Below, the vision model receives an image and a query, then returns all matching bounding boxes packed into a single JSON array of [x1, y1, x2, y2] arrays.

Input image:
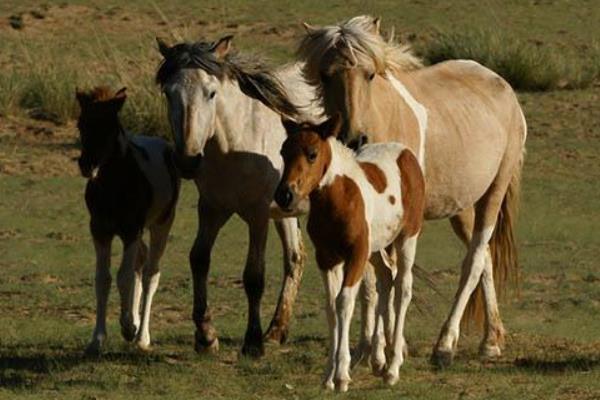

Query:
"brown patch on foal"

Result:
[[388, 195, 396, 205], [397, 150, 425, 237], [359, 162, 387, 193], [307, 175, 369, 288]]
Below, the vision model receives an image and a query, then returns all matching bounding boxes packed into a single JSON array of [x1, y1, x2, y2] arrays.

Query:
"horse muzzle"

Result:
[[78, 157, 98, 179], [274, 183, 298, 213], [347, 133, 369, 152]]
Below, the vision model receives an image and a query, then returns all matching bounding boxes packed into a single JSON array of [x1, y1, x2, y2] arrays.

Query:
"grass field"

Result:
[[1, 1, 600, 399]]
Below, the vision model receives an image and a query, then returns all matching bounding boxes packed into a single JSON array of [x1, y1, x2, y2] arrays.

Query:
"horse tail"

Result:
[[462, 138, 524, 331]]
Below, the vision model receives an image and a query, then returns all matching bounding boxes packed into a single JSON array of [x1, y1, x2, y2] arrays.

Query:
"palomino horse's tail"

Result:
[[462, 153, 523, 331]]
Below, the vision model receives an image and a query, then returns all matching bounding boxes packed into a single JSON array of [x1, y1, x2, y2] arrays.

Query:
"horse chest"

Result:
[[85, 157, 152, 241], [307, 176, 368, 269]]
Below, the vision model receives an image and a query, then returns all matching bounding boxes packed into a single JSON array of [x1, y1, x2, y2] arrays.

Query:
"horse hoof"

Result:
[[195, 336, 219, 354], [322, 379, 335, 391], [241, 342, 264, 358], [335, 379, 350, 393], [431, 348, 454, 368], [84, 341, 102, 357], [480, 344, 502, 359], [121, 325, 137, 342], [264, 325, 288, 345], [383, 371, 399, 386], [371, 362, 386, 377], [136, 341, 152, 353]]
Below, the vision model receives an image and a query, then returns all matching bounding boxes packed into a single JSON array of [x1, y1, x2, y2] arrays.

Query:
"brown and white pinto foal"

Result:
[[76, 87, 180, 355], [275, 115, 425, 391]]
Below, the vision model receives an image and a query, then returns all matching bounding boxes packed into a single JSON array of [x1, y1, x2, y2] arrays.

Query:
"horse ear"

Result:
[[281, 116, 300, 136], [317, 113, 342, 139], [372, 17, 381, 35], [75, 88, 89, 107], [156, 37, 171, 58], [109, 92, 127, 113], [115, 87, 127, 99], [302, 22, 318, 34], [212, 35, 234, 60]]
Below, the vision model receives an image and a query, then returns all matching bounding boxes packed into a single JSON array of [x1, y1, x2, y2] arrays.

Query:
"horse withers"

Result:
[[76, 87, 180, 355], [275, 114, 425, 391]]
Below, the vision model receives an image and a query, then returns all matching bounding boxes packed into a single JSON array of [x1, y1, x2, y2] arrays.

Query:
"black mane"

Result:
[[156, 40, 300, 119]]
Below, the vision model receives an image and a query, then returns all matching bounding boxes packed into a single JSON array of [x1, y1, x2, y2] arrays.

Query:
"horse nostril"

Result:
[[275, 185, 293, 209]]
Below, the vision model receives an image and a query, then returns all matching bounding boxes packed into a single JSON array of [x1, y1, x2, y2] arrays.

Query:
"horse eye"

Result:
[[368, 72, 376, 81], [307, 151, 318, 163], [208, 91, 216, 100]]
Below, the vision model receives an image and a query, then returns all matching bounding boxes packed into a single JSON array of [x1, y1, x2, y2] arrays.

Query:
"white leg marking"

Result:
[[335, 281, 361, 392], [437, 226, 495, 353], [136, 224, 170, 350], [321, 265, 343, 391], [386, 73, 428, 170], [87, 239, 112, 355], [356, 262, 377, 366], [386, 235, 417, 385]]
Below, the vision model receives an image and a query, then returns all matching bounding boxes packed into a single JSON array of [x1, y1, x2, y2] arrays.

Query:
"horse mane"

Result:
[[156, 40, 301, 119], [297, 15, 422, 91], [78, 86, 119, 105]]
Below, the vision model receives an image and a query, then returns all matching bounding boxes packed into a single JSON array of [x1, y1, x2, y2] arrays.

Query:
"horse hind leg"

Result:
[[135, 217, 172, 351], [191, 201, 232, 353], [450, 209, 505, 359], [265, 217, 305, 344], [432, 161, 517, 368], [351, 261, 378, 368]]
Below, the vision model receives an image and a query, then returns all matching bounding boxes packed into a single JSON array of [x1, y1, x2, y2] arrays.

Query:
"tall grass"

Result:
[[0, 39, 170, 137], [419, 30, 600, 91], [1, 28, 598, 131]]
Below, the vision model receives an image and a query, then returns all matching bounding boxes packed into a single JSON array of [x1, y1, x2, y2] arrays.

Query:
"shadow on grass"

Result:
[[513, 356, 600, 373], [0, 350, 172, 389]]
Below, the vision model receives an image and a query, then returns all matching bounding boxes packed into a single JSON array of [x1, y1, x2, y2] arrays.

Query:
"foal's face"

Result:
[[76, 88, 126, 179], [274, 116, 341, 211]]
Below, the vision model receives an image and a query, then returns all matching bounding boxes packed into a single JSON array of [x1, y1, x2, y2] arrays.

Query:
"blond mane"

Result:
[[298, 15, 422, 90]]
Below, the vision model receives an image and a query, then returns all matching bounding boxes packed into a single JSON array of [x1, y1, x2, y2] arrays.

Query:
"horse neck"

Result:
[[318, 138, 359, 188], [101, 121, 129, 168], [211, 78, 263, 155]]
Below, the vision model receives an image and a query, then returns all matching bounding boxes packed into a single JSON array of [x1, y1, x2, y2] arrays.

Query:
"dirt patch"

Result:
[[0, 116, 80, 177]]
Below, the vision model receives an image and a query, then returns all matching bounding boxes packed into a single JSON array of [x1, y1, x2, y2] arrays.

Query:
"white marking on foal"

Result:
[[386, 73, 428, 169]]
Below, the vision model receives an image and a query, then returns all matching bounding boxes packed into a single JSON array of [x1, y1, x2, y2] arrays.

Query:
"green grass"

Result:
[[1, 1, 600, 399], [418, 30, 600, 91]]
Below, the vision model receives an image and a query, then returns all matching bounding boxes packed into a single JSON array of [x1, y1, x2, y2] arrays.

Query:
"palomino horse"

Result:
[[298, 16, 527, 366], [155, 36, 321, 356], [76, 87, 180, 355], [275, 115, 425, 391]]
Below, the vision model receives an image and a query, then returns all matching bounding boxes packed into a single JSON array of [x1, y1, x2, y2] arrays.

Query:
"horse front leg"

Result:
[[239, 207, 269, 357], [117, 236, 141, 342], [86, 237, 112, 356], [320, 262, 344, 391], [265, 217, 305, 344], [135, 217, 173, 351], [352, 262, 377, 366], [191, 201, 231, 353], [384, 235, 418, 386]]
